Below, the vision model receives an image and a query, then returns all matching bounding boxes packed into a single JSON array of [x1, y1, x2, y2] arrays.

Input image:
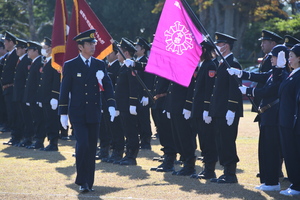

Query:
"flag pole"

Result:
[[180, 0, 259, 113], [113, 41, 155, 104]]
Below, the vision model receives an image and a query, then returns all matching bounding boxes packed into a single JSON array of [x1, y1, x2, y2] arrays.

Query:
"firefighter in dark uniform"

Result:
[[150, 76, 176, 172], [228, 45, 290, 190], [38, 37, 61, 151], [59, 29, 116, 192], [0, 39, 8, 130], [276, 44, 300, 196], [2, 31, 19, 145], [209, 32, 243, 184], [133, 37, 154, 150], [164, 80, 196, 176], [24, 41, 45, 149], [190, 40, 218, 179], [114, 38, 140, 165], [12, 38, 34, 147]]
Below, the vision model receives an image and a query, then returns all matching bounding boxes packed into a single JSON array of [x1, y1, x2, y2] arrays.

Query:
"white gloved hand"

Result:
[[26, 102, 30, 106], [124, 59, 134, 67], [37, 102, 42, 108], [276, 51, 286, 68], [182, 109, 191, 120], [50, 98, 58, 110], [140, 96, 149, 106], [129, 105, 137, 115], [239, 85, 247, 94], [226, 110, 235, 126], [166, 112, 171, 119], [203, 110, 212, 124], [115, 110, 120, 117], [60, 115, 68, 130], [108, 106, 116, 122], [227, 68, 242, 77]]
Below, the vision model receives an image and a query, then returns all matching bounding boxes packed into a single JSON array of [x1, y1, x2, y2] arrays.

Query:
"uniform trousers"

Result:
[[258, 125, 281, 185], [120, 112, 139, 150], [103, 112, 124, 151], [170, 113, 196, 161], [73, 122, 99, 189], [3, 87, 15, 129], [280, 127, 300, 191], [213, 117, 239, 166], [137, 104, 152, 145], [99, 111, 111, 148], [193, 117, 218, 164], [42, 103, 60, 142], [153, 108, 176, 154], [17, 102, 34, 139], [0, 89, 7, 125], [30, 103, 45, 142]]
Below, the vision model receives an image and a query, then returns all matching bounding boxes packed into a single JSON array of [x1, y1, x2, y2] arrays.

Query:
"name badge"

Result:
[[77, 73, 81, 77]]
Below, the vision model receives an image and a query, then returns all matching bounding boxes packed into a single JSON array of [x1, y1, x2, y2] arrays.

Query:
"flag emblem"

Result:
[[165, 21, 194, 55]]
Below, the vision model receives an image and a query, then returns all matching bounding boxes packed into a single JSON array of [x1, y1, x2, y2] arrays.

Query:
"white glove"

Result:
[[239, 85, 247, 94], [124, 59, 134, 67], [108, 106, 116, 122], [226, 110, 235, 126], [203, 110, 212, 124], [26, 102, 30, 106], [129, 105, 137, 115], [50, 98, 58, 110], [182, 109, 191, 120], [60, 115, 68, 130], [227, 68, 242, 77], [37, 102, 42, 108], [166, 112, 171, 119], [140, 96, 149, 106], [276, 51, 286, 68], [115, 110, 120, 117]]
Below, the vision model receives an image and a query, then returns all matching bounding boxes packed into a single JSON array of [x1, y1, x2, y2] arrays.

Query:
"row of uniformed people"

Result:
[[1, 31, 61, 151]]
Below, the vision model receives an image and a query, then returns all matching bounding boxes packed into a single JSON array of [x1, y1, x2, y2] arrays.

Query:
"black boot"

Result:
[[173, 156, 196, 176], [41, 138, 59, 151], [95, 146, 109, 160], [217, 163, 238, 183], [119, 149, 139, 165], [193, 162, 216, 179], [156, 153, 176, 172], [104, 149, 124, 163]]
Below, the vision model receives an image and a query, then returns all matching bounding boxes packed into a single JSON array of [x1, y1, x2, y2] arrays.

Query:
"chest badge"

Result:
[[77, 73, 82, 77]]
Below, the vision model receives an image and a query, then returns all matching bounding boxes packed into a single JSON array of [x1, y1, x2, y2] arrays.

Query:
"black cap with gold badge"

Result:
[[215, 32, 237, 44], [259, 30, 282, 43], [42, 37, 52, 47], [27, 41, 42, 50], [283, 35, 300, 48], [73, 29, 97, 43], [3, 31, 17, 43], [135, 37, 150, 51], [16, 38, 27, 49], [119, 38, 136, 53]]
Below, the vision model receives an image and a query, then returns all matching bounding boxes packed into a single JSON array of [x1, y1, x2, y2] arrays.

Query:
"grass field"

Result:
[[0, 101, 299, 200]]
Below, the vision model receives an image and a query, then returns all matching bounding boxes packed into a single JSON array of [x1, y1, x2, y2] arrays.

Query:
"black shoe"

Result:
[[216, 175, 238, 184], [172, 167, 196, 176], [119, 157, 137, 165], [27, 142, 44, 149], [40, 144, 58, 151], [79, 183, 89, 193], [60, 136, 70, 140], [211, 174, 225, 183], [195, 170, 216, 179], [17, 139, 32, 147], [156, 165, 174, 172], [150, 163, 164, 171], [152, 156, 164, 161], [0, 127, 11, 132], [3, 138, 20, 146]]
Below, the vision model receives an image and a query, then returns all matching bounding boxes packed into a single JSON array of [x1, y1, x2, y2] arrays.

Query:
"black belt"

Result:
[[258, 99, 279, 114]]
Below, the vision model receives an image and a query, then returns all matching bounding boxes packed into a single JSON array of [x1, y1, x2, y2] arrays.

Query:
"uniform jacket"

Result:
[[114, 64, 139, 112], [13, 54, 31, 102], [209, 54, 243, 118], [191, 60, 217, 118], [152, 76, 170, 110], [58, 55, 115, 124], [37, 58, 61, 103], [277, 69, 300, 130], [1, 49, 18, 95], [23, 56, 43, 104]]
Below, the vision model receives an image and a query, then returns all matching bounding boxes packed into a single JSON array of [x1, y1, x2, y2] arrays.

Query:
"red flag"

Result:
[[51, 0, 68, 73], [146, 0, 203, 87], [64, 0, 113, 62]]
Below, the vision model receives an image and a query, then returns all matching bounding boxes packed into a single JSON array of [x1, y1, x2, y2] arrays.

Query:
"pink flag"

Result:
[[146, 0, 203, 87]]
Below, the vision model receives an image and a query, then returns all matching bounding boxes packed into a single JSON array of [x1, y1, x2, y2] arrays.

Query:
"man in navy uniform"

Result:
[[24, 41, 45, 149], [1, 31, 19, 144], [209, 32, 243, 183], [0, 39, 7, 129], [59, 29, 116, 193], [13, 38, 34, 147], [38, 37, 61, 151]]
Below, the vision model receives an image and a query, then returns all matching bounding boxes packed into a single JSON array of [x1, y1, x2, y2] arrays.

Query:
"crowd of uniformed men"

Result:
[[0, 29, 300, 196]]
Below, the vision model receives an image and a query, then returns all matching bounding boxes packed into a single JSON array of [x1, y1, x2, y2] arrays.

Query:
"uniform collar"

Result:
[[79, 53, 91, 65]]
